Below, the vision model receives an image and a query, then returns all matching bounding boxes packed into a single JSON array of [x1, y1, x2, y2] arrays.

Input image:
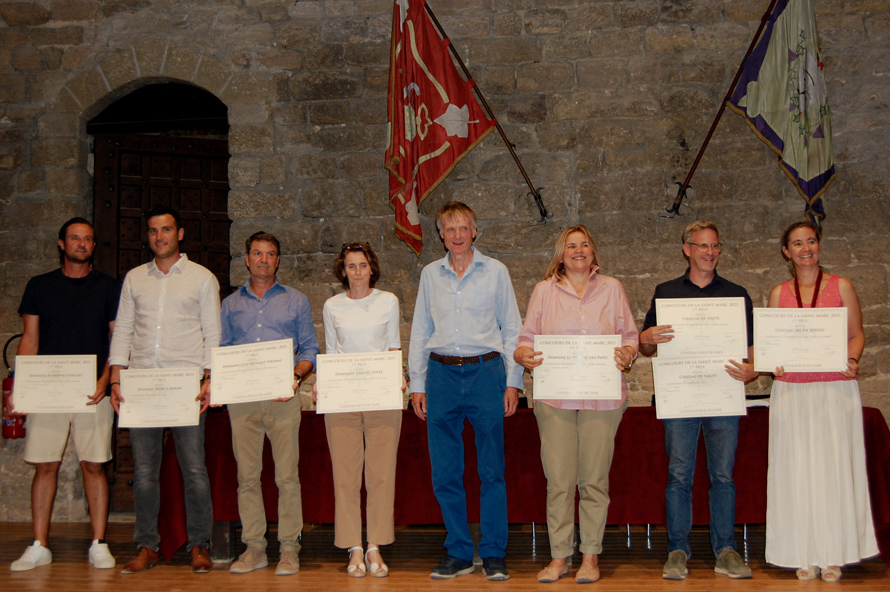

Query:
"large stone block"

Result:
[[308, 101, 351, 126], [476, 65, 516, 95], [320, 17, 368, 43], [552, 89, 658, 120], [618, 0, 660, 27], [300, 181, 364, 217], [46, 168, 88, 197], [478, 220, 566, 254], [344, 40, 388, 67], [493, 11, 522, 36], [258, 47, 304, 70], [566, 5, 614, 31], [229, 125, 274, 154], [65, 68, 109, 111], [341, 152, 381, 180], [290, 153, 338, 180], [461, 38, 543, 65], [228, 157, 262, 187], [438, 14, 491, 38], [227, 102, 270, 125], [320, 217, 388, 253], [644, 25, 694, 54], [290, 71, 362, 101], [577, 59, 628, 90], [517, 62, 574, 93], [523, 8, 566, 35], [0, 2, 51, 26], [29, 26, 84, 46], [309, 125, 379, 153], [506, 94, 546, 124], [220, 73, 275, 103], [276, 20, 321, 47], [194, 56, 232, 96], [589, 28, 642, 58], [229, 190, 295, 219], [0, 74, 28, 102], [659, 0, 724, 24], [9, 198, 86, 232], [99, 50, 138, 91], [30, 139, 82, 168], [362, 179, 392, 218], [50, 0, 99, 21], [262, 155, 286, 185], [230, 216, 320, 256]]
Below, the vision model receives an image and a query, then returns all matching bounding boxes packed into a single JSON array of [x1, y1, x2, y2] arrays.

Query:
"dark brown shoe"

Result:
[[121, 547, 159, 574], [190, 545, 212, 573]]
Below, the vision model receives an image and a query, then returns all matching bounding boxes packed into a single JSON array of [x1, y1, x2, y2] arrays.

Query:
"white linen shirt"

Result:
[[109, 254, 221, 371]]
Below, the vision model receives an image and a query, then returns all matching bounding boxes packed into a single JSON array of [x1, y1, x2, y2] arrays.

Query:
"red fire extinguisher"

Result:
[[3, 334, 25, 439]]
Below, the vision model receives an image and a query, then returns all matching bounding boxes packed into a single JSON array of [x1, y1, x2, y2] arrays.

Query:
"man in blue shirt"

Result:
[[640, 220, 756, 581], [220, 231, 319, 576], [409, 202, 523, 581]]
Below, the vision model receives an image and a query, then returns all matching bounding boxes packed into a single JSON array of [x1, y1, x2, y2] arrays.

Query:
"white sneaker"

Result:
[[11, 541, 52, 572], [88, 540, 116, 569]]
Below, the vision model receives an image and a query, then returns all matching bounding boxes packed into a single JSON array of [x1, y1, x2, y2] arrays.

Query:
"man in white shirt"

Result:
[[108, 205, 220, 574]]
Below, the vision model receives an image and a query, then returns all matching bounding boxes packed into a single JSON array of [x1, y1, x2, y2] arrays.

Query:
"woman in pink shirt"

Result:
[[513, 225, 639, 584]]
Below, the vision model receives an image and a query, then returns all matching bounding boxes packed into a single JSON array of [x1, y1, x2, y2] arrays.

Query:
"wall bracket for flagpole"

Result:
[[424, 2, 550, 223], [663, 0, 780, 218]]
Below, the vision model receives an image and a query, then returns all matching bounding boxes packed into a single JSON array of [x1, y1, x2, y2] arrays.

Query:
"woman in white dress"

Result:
[[317, 242, 403, 577], [765, 221, 878, 582]]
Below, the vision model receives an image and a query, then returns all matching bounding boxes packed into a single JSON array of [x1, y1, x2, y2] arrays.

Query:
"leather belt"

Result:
[[429, 351, 501, 366]]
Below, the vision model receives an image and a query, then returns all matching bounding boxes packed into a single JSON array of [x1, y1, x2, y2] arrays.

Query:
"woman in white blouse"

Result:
[[318, 242, 402, 577]]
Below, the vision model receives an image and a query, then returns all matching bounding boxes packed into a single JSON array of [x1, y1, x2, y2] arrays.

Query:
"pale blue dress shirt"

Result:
[[408, 248, 523, 393]]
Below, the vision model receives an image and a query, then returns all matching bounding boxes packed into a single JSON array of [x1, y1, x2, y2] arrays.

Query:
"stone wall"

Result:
[[1, 1, 888, 521]]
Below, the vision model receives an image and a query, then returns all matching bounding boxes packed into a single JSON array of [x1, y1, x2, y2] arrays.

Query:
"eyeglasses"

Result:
[[686, 242, 723, 253]]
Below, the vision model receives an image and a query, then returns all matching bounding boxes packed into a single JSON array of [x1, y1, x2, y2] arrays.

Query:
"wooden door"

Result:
[[92, 133, 232, 511]]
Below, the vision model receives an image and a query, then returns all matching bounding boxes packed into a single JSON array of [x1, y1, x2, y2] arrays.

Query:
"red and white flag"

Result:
[[385, 0, 495, 255]]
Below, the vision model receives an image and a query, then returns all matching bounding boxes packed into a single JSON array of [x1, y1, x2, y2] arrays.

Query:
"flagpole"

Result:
[[423, 3, 551, 222], [666, 0, 781, 215]]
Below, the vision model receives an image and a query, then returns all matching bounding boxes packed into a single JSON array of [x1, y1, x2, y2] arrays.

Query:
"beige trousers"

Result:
[[534, 402, 626, 557], [229, 396, 303, 553], [324, 409, 402, 548]]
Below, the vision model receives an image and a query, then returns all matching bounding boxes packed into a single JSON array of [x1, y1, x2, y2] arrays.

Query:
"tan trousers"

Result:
[[534, 402, 626, 558], [229, 396, 303, 553], [324, 409, 402, 548]]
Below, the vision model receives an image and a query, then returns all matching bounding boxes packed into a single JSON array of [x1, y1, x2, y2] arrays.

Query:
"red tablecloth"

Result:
[[155, 406, 890, 563]]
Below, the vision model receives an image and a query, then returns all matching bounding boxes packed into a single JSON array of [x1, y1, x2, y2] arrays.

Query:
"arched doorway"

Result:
[[88, 82, 232, 297], [86, 82, 232, 512]]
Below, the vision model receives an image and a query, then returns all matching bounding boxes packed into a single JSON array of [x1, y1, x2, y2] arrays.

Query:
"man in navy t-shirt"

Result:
[[10, 217, 120, 572]]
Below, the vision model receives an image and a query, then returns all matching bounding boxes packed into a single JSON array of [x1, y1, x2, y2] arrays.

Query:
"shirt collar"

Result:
[[553, 265, 600, 296], [148, 253, 188, 276], [240, 277, 284, 300], [441, 247, 487, 276], [681, 267, 723, 291]]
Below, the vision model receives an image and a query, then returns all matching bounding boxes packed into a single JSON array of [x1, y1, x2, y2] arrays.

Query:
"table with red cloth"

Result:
[[155, 406, 890, 563]]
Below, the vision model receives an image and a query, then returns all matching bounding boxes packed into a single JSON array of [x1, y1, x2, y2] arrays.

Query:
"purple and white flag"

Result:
[[727, 0, 833, 223]]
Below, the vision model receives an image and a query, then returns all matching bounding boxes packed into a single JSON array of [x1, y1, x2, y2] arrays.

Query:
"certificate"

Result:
[[653, 358, 746, 419], [655, 297, 747, 360], [316, 351, 403, 414], [13, 355, 97, 413], [211, 338, 294, 405], [754, 308, 848, 372], [119, 367, 201, 428], [533, 335, 621, 400]]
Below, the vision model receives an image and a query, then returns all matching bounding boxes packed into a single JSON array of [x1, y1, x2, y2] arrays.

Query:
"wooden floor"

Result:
[[2, 521, 887, 591]]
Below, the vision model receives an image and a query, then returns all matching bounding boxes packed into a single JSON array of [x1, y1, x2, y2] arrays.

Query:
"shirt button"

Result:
[[259, 310, 263, 314], [256, 338, 261, 342], [258, 323, 262, 328]]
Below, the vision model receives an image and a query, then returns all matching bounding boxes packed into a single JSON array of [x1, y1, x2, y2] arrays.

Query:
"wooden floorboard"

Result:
[[2, 521, 887, 591]]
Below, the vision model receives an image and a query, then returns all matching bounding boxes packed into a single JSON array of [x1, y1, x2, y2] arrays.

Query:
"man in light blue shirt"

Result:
[[220, 231, 319, 576], [409, 202, 523, 581]]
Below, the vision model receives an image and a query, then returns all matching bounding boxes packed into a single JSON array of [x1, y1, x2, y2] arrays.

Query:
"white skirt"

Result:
[[765, 379, 879, 568]]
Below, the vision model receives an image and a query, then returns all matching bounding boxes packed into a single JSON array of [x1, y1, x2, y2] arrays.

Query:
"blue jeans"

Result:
[[129, 415, 212, 551], [426, 356, 508, 561], [663, 415, 739, 558]]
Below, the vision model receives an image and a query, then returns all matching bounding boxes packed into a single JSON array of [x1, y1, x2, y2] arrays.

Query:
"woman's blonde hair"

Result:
[[544, 225, 600, 281]]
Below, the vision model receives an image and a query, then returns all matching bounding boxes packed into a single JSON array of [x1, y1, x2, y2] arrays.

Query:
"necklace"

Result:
[[793, 269, 823, 308]]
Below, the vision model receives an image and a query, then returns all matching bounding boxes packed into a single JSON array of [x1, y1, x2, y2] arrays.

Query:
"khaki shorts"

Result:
[[23, 397, 114, 464]]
